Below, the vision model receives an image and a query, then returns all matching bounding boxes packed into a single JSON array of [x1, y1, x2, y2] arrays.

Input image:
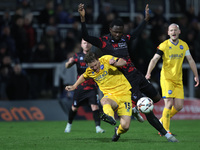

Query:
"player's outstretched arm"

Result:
[[65, 74, 86, 91], [78, 3, 85, 22], [110, 58, 127, 67], [129, 4, 150, 41], [78, 3, 102, 48], [144, 4, 150, 22]]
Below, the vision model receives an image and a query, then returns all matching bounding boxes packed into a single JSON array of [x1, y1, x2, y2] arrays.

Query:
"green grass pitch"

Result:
[[0, 120, 200, 150]]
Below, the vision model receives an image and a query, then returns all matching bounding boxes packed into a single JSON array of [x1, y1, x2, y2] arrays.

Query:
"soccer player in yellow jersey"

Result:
[[65, 52, 132, 142], [145, 23, 199, 135]]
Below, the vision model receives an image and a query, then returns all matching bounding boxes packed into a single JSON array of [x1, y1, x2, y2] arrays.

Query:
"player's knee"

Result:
[[152, 93, 162, 103], [122, 124, 129, 131], [91, 104, 99, 111], [121, 122, 130, 131], [72, 105, 78, 111]]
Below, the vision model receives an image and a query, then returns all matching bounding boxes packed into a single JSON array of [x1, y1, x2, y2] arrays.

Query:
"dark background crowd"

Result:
[[0, 0, 200, 101]]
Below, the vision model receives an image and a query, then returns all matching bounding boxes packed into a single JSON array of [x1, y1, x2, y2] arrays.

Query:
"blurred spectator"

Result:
[[131, 29, 154, 75], [85, 4, 94, 24], [0, 10, 12, 29], [55, 4, 74, 24], [6, 63, 30, 100], [185, 5, 197, 23], [0, 55, 13, 100], [23, 13, 36, 51], [41, 25, 60, 62], [17, 0, 32, 16], [64, 29, 78, 55], [150, 5, 168, 27], [96, 1, 113, 24], [11, 16, 28, 62], [11, 7, 23, 25], [100, 12, 118, 36], [54, 40, 68, 62], [186, 30, 196, 61], [31, 42, 50, 62], [30, 42, 50, 99], [0, 43, 12, 62], [38, 0, 55, 25], [0, 26, 16, 60], [134, 13, 144, 27], [150, 5, 168, 48], [178, 15, 189, 41]]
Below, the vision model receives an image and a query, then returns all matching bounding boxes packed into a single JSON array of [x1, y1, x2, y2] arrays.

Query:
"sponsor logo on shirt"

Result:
[[118, 42, 127, 48], [95, 71, 108, 82], [169, 53, 183, 59]]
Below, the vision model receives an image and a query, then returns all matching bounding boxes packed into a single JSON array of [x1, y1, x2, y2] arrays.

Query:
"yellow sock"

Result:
[[103, 104, 114, 118], [160, 106, 178, 123], [170, 106, 178, 118], [162, 107, 171, 131], [117, 124, 127, 135]]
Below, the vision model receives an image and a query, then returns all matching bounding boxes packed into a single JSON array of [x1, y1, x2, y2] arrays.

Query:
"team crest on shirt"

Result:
[[100, 64, 104, 70], [80, 56, 84, 60], [92, 72, 94, 75], [180, 45, 183, 50], [169, 46, 172, 49], [168, 90, 172, 94]]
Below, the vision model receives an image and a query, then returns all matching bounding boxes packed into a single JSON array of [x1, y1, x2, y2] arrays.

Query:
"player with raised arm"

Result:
[[78, 3, 178, 142], [146, 23, 199, 135], [64, 39, 104, 133]]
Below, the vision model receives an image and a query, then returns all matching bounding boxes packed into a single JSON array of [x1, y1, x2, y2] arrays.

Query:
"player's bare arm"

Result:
[[145, 54, 161, 79], [109, 58, 127, 67], [65, 57, 74, 68], [144, 4, 150, 22], [78, 3, 85, 22], [186, 55, 199, 87], [65, 74, 86, 91]]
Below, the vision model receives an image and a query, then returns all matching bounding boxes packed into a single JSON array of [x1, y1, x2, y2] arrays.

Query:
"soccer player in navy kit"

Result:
[[78, 3, 178, 142], [64, 39, 104, 133]]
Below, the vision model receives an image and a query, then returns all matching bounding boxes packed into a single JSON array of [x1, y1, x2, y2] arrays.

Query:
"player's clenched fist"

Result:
[[65, 85, 75, 91]]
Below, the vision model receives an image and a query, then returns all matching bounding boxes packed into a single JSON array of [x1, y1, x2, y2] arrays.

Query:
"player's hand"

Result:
[[68, 57, 74, 63], [65, 85, 75, 91], [65, 57, 74, 68], [145, 73, 151, 80], [78, 3, 85, 18], [144, 4, 150, 22], [194, 76, 199, 87], [109, 59, 116, 65]]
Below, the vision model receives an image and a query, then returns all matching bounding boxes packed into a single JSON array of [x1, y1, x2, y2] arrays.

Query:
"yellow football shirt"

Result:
[[83, 55, 131, 95], [158, 39, 189, 81]]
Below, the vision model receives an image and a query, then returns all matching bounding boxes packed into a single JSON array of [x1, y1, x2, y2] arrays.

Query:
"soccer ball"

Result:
[[137, 97, 154, 114]]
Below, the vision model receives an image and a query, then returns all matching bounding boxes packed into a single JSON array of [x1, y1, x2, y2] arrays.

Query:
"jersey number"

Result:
[[124, 102, 131, 110]]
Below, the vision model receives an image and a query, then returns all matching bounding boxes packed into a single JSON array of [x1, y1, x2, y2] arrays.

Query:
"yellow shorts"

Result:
[[160, 79, 184, 99], [102, 91, 132, 117]]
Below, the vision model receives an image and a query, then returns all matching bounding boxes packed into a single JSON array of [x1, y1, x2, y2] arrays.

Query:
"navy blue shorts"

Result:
[[73, 87, 98, 108]]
